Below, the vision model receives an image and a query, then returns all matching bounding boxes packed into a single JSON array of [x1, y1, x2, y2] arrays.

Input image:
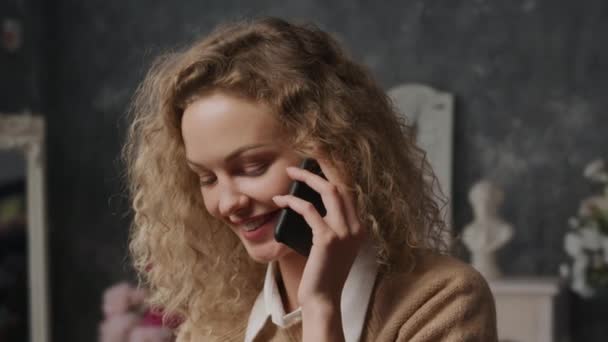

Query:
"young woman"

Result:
[[124, 17, 497, 341]]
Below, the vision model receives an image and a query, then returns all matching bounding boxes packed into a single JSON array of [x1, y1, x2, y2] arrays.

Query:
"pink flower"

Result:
[[102, 282, 147, 317], [98, 312, 140, 342], [99, 281, 182, 341], [129, 326, 173, 342], [141, 308, 183, 329]]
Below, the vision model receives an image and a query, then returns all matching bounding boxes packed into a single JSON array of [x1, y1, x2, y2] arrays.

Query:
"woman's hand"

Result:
[[272, 158, 365, 340]]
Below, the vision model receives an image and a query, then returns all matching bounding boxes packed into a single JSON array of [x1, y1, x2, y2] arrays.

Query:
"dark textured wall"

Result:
[[3, 0, 606, 341], [0, 0, 43, 112]]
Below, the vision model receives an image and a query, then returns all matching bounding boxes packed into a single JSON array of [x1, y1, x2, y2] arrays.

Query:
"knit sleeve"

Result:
[[395, 267, 498, 342]]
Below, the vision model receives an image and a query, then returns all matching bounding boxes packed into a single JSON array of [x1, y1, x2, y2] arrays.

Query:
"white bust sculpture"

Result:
[[462, 180, 514, 280]]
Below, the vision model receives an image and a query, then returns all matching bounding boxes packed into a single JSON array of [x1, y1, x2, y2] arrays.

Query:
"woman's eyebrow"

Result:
[[186, 143, 271, 170]]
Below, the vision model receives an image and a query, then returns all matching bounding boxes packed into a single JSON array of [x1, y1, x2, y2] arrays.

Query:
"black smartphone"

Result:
[[274, 158, 327, 256]]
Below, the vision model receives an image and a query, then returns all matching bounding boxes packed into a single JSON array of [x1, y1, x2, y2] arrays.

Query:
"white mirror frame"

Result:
[[0, 113, 49, 342], [388, 84, 454, 231]]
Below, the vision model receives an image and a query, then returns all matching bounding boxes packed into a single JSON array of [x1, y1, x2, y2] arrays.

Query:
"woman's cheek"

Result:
[[267, 170, 294, 197], [243, 173, 288, 200], [201, 192, 219, 217]]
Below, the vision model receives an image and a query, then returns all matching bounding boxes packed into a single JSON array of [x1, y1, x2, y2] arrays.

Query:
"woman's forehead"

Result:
[[181, 92, 286, 166]]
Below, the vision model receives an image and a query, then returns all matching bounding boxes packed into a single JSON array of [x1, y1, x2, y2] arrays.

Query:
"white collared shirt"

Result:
[[244, 241, 379, 342]]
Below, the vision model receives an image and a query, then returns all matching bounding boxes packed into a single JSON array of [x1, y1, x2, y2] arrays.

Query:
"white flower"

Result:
[[568, 217, 580, 229], [564, 158, 608, 298], [578, 196, 608, 218], [596, 173, 608, 183], [584, 159, 605, 179], [564, 232, 583, 257], [581, 228, 602, 251], [573, 280, 595, 298], [584, 159, 608, 183], [602, 237, 608, 264]]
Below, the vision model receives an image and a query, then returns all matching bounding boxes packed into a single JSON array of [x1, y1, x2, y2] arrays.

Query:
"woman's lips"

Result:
[[240, 210, 280, 242]]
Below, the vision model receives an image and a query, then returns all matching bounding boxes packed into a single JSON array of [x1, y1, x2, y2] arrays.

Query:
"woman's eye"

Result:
[[242, 163, 268, 176], [199, 176, 216, 187]]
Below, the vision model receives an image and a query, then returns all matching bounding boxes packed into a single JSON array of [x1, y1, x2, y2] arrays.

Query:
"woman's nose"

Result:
[[217, 184, 250, 217]]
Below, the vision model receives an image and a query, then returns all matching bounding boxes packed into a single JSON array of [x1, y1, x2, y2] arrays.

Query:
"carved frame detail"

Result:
[[388, 84, 454, 231], [0, 113, 49, 342]]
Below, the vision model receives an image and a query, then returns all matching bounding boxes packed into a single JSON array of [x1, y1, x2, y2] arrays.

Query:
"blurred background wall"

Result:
[[1, 0, 607, 340]]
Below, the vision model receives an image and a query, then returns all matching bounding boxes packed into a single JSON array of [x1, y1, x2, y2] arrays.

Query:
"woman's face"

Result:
[[181, 91, 302, 263]]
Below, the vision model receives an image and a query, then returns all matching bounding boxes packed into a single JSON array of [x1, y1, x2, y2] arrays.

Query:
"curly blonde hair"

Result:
[[123, 17, 447, 337]]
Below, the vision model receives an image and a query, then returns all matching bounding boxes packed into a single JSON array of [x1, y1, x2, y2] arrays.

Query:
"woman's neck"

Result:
[[276, 251, 307, 313]]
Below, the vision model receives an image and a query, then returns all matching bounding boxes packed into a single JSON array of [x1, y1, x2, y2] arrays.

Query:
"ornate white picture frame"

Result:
[[388, 84, 454, 229], [0, 113, 49, 342]]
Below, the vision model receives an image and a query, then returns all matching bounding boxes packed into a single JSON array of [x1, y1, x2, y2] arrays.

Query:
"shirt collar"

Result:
[[245, 240, 378, 342]]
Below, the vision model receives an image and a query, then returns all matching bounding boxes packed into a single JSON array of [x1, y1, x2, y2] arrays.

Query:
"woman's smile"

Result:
[[237, 209, 282, 242]]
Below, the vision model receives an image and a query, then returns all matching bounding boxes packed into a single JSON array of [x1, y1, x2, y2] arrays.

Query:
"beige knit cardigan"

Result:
[[178, 253, 498, 341]]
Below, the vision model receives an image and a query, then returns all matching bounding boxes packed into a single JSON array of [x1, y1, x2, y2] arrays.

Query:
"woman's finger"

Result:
[[315, 158, 363, 236], [285, 166, 349, 236], [340, 188, 364, 235], [272, 194, 332, 237]]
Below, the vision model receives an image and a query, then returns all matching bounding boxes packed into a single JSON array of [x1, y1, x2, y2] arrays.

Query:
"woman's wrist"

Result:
[[301, 296, 340, 317], [301, 297, 345, 341]]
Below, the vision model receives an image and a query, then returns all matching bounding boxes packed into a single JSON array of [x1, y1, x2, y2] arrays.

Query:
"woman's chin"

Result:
[[243, 240, 293, 263]]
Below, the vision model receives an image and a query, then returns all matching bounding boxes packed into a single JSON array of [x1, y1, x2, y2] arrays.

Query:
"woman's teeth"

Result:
[[243, 214, 272, 231]]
